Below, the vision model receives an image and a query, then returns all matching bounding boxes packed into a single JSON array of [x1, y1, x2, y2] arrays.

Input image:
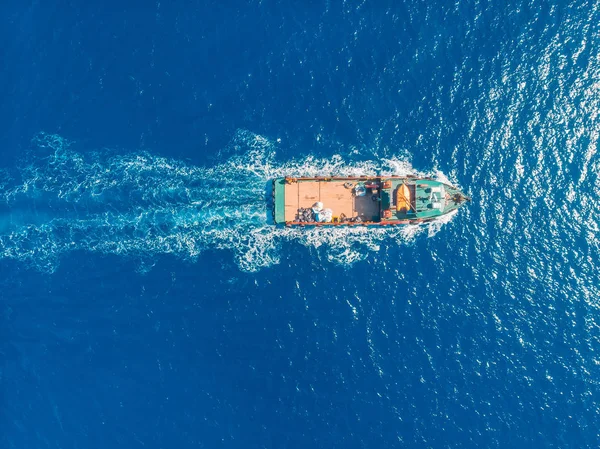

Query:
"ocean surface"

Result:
[[1, 1, 599, 447]]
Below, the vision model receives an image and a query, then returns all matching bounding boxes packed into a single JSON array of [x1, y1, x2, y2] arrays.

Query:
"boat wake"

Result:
[[0, 131, 459, 272]]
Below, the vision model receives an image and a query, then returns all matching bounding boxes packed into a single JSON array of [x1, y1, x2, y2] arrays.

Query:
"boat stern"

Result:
[[272, 178, 287, 224]]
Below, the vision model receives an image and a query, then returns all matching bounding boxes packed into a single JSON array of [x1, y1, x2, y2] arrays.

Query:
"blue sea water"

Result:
[[1, 0, 600, 447]]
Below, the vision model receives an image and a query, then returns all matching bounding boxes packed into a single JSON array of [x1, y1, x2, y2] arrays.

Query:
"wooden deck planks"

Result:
[[299, 182, 321, 205], [284, 182, 299, 221], [307, 181, 354, 218], [284, 181, 356, 221]]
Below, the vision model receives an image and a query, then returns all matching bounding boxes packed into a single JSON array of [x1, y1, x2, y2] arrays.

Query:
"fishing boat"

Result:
[[272, 176, 470, 226]]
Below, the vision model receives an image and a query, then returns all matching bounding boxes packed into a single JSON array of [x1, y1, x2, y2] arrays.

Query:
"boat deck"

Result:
[[283, 180, 379, 222], [273, 177, 470, 225], [380, 179, 462, 221]]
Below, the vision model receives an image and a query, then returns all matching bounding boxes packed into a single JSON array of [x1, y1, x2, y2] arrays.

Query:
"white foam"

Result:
[[0, 131, 460, 272]]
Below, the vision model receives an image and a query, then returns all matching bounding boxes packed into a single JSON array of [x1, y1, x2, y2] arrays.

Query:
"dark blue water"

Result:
[[2, 1, 600, 448]]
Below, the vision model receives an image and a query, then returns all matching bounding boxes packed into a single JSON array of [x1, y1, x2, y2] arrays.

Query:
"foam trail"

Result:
[[0, 131, 460, 272]]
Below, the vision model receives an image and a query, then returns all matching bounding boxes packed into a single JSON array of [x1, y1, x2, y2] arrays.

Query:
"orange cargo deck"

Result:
[[284, 180, 379, 222]]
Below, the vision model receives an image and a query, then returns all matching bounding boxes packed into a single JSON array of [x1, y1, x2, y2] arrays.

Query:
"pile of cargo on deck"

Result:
[[296, 202, 333, 223]]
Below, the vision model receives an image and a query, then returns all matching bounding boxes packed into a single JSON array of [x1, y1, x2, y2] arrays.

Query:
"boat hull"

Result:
[[272, 176, 469, 226]]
